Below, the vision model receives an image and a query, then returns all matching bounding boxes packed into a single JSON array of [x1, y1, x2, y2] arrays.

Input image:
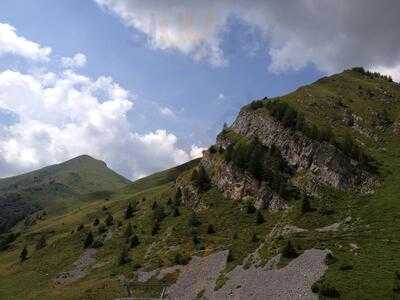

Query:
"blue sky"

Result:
[[0, 0, 398, 179]]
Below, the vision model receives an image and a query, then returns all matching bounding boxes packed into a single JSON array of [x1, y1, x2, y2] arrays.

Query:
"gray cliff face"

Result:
[[201, 151, 287, 210], [228, 108, 372, 190], [198, 107, 375, 209]]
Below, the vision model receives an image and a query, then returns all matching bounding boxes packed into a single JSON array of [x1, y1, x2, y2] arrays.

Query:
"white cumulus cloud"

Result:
[[190, 145, 206, 159], [0, 68, 198, 179], [61, 53, 87, 69], [0, 23, 51, 61]]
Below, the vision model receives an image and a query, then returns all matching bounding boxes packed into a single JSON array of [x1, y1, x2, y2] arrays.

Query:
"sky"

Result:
[[0, 0, 399, 180]]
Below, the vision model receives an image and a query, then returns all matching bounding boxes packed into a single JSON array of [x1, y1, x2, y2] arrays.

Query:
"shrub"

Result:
[[301, 194, 312, 214], [209, 145, 217, 153], [20, 245, 28, 262], [130, 235, 140, 248], [92, 240, 104, 249], [319, 284, 340, 298], [251, 233, 259, 243], [77, 224, 84, 231], [125, 202, 134, 219], [227, 251, 234, 262], [246, 202, 256, 214], [207, 224, 216, 234], [196, 166, 211, 191], [175, 188, 182, 204], [250, 100, 264, 110], [98, 224, 107, 234], [339, 262, 353, 271], [105, 214, 114, 226], [153, 206, 166, 223], [172, 253, 190, 265], [188, 213, 201, 227], [124, 223, 133, 238], [325, 253, 338, 265], [35, 235, 46, 250], [93, 218, 100, 226], [172, 206, 180, 217], [84, 231, 94, 249], [281, 240, 298, 259], [118, 247, 131, 265], [256, 210, 265, 224], [151, 221, 160, 235]]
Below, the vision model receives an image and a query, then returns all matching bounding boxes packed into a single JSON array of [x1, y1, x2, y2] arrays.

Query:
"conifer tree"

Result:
[[84, 231, 94, 248], [20, 245, 28, 262]]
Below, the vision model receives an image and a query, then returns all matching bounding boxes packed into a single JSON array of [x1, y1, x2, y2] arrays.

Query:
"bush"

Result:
[[35, 235, 46, 250], [281, 240, 298, 259], [251, 233, 259, 243], [84, 231, 94, 249], [256, 210, 265, 224], [77, 224, 84, 231], [105, 214, 114, 226], [172, 206, 180, 217], [209, 145, 217, 153], [339, 262, 353, 271], [301, 194, 312, 214], [196, 166, 211, 191], [93, 218, 100, 226], [125, 202, 134, 219], [175, 188, 182, 204], [172, 253, 190, 265], [325, 253, 338, 265], [250, 100, 264, 110], [188, 213, 201, 227], [118, 247, 131, 265], [207, 224, 216, 234], [246, 202, 256, 214], [124, 223, 133, 238], [151, 221, 160, 235], [98, 224, 107, 234], [319, 284, 340, 298], [92, 240, 104, 249], [130, 235, 140, 248]]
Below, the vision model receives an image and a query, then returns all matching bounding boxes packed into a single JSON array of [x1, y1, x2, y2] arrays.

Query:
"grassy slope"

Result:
[[1, 70, 400, 299]]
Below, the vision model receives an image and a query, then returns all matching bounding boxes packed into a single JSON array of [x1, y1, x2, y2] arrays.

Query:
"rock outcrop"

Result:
[[197, 106, 375, 208]]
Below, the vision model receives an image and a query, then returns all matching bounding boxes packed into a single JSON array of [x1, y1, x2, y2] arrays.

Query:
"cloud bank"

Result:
[[95, 0, 400, 80]]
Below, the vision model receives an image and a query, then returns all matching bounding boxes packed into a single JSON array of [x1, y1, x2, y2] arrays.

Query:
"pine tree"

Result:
[[84, 231, 94, 249], [35, 235, 47, 250], [282, 240, 298, 259], [130, 235, 140, 248], [125, 202, 134, 219], [20, 245, 28, 262], [256, 210, 265, 224]]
